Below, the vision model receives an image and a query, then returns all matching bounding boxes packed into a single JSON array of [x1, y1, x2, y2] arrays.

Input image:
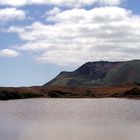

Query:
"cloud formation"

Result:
[[0, 8, 26, 22], [44, 7, 62, 16], [0, 49, 19, 57], [0, 0, 124, 7], [7, 6, 140, 66]]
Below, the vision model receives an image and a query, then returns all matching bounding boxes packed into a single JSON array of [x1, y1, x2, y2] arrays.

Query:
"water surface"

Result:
[[0, 98, 140, 140]]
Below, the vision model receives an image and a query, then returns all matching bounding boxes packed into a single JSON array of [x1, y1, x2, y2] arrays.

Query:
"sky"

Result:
[[0, 0, 140, 87]]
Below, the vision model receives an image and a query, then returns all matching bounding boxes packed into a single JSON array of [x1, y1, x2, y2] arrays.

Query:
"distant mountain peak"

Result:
[[44, 60, 140, 87]]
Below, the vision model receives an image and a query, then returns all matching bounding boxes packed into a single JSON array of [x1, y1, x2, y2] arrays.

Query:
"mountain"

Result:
[[0, 60, 140, 100], [44, 60, 140, 87]]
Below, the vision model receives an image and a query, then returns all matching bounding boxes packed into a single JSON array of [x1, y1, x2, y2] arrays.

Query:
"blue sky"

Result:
[[0, 0, 140, 87]]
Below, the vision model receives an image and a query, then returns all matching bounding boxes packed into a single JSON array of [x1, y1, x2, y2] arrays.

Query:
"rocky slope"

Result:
[[44, 60, 140, 87]]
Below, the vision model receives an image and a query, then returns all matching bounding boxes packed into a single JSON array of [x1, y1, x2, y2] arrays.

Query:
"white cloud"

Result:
[[47, 6, 131, 23], [44, 7, 62, 17], [7, 6, 140, 66], [99, 0, 124, 5], [0, 49, 19, 57], [0, 0, 124, 7], [0, 8, 26, 22]]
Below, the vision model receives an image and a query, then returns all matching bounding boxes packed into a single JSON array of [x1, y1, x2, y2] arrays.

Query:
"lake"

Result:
[[0, 98, 140, 140]]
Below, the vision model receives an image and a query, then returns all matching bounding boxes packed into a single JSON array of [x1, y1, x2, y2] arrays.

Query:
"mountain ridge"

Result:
[[0, 60, 140, 100], [44, 60, 140, 87]]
